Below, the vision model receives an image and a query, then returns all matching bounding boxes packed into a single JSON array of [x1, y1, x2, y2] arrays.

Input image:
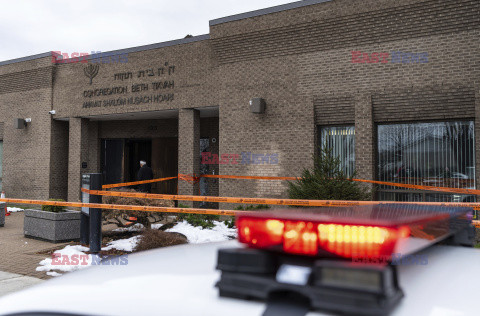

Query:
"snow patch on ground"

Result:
[[37, 237, 141, 276], [166, 221, 236, 244], [46, 271, 62, 277], [37, 221, 236, 277], [103, 236, 141, 252], [36, 245, 92, 274], [7, 207, 24, 212]]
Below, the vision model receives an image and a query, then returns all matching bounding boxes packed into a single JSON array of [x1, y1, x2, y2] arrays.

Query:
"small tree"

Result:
[[288, 147, 370, 201]]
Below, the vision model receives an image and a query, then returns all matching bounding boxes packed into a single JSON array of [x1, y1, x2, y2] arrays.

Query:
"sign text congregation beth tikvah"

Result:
[[82, 63, 175, 109]]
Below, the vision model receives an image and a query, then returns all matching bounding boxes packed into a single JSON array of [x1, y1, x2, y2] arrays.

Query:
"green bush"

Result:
[[288, 147, 370, 201], [234, 204, 271, 211], [224, 216, 236, 228], [179, 213, 220, 229], [42, 199, 66, 213], [176, 203, 220, 229]]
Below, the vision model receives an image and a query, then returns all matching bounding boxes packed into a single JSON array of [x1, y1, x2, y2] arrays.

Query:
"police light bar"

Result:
[[216, 205, 474, 315], [236, 204, 472, 259]]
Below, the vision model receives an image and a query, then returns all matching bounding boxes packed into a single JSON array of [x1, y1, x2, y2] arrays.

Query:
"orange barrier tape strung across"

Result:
[[0, 198, 239, 216], [350, 178, 480, 196], [201, 174, 480, 195], [201, 174, 480, 196], [81, 188, 480, 211], [102, 176, 177, 189], [103, 173, 480, 196]]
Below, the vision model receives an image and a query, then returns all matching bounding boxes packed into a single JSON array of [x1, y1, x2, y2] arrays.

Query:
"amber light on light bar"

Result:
[[237, 216, 411, 258]]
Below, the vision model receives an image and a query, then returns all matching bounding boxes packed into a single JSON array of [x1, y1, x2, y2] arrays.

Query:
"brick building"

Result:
[[0, 0, 478, 204]]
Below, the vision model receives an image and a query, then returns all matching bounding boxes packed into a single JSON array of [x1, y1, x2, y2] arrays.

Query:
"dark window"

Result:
[[319, 126, 355, 177], [377, 121, 475, 202]]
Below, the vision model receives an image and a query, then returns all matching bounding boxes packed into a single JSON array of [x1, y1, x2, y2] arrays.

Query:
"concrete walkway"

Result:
[[0, 211, 72, 294], [0, 271, 44, 297]]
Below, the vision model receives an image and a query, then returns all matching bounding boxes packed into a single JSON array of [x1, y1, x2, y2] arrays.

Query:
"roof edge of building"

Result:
[[209, 0, 332, 26], [0, 52, 52, 67], [62, 34, 211, 63], [0, 34, 210, 67]]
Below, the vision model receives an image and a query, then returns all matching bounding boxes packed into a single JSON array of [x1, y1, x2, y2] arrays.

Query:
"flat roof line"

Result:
[[209, 0, 332, 26], [0, 52, 52, 67], [0, 34, 210, 67], [61, 34, 210, 63]]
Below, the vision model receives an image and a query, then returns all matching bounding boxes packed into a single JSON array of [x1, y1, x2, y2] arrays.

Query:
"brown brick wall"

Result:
[[315, 97, 355, 125], [68, 118, 89, 201], [0, 67, 53, 95], [178, 109, 200, 207], [200, 117, 220, 199], [98, 119, 178, 139], [0, 56, 55, 199], [49, 120, 69, 199], [217, 54, 314, 202], [372, 87, 476, 122], [354, 94, 375, 194], [52, 40, 217, 119], [211, 0, 479, 64], [0, 88, 54, 199]]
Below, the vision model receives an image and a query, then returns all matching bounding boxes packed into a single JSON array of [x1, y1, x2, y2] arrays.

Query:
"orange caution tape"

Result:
[[0, 198, 239, 216], [102, 176, 177, 189], [178, 174, 200, 184], [103, 173, 480, 196], [199, 174, 480, 196], [350, 178, 480, 195], [81, 188, 480, 211]]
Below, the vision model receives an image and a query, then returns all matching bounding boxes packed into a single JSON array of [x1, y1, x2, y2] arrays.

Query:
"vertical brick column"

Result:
[[87, 121, 100, 174], [178, 109, 200, 207], [354, 94, 375, 198], [68, 118, 89, 202]]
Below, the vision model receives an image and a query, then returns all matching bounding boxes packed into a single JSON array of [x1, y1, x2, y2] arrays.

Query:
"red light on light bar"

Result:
[[284, 221, 318, 256], [237, 216, 411, 258], [317, 224, 410, 258], [238, 218, 284, 248]]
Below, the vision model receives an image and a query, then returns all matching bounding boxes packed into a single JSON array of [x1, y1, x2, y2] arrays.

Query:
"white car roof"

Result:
[[0, 241, 479, 316]]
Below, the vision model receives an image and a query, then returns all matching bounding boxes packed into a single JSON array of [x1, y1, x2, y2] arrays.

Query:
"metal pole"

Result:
[[88, 173, 103, 253], [80, 174, 91, 245], [80, 213, 89, 245]]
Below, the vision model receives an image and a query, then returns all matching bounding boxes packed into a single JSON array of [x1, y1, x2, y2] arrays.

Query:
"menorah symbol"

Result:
[[84, 64, 99, 85]]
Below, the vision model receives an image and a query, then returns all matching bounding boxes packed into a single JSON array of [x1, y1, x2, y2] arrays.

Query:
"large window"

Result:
[[377, 121, 475, 202], [319, 126, 355, 177]]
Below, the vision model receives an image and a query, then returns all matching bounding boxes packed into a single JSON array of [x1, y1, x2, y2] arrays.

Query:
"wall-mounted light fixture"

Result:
[[14, 118, 31, 129], [249, 98, 266, 114]]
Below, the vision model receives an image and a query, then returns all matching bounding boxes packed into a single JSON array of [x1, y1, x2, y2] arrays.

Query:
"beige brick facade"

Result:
[[0, 0, 478, 202]]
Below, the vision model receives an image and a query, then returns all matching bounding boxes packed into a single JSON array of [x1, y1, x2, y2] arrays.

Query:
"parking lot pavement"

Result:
[[0, 271, 44, 297], [0, 212, 71, 280]]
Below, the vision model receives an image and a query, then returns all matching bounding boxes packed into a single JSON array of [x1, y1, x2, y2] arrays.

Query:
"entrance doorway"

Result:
[[125, 139, 152, 183], [101, 138, 178, 194]]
